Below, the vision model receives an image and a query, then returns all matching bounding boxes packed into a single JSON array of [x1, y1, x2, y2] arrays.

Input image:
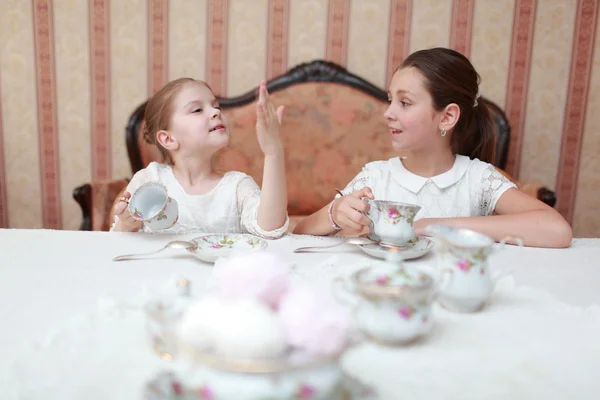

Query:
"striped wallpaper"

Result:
[[0, 0, 598, 237]]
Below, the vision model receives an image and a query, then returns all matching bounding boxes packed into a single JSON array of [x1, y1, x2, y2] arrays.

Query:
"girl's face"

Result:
[[384, 67, 445, 153], [167, 82, 230, 158]]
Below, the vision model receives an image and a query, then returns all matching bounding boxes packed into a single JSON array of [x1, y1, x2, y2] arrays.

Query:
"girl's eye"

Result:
[[387, 98, 392, 103], [214, 105, 221, 110], [400, 101, 410, 107], [193, 108, 203, 113]]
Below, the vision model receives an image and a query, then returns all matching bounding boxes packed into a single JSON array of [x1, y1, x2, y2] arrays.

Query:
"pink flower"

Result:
[[457, 258, 471, 272], [387, 208, 400, 219], [375, 275, 390, 285], [211, 243, 220, 249], [297, 383, 317, 399], [198, 385, 214, 400], [278, 285, 351, 356], [398, 306, 413, 319], [212, 252, 291, 310]]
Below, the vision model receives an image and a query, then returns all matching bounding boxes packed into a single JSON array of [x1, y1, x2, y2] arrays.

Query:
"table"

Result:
[[1, 229, 599, 399]]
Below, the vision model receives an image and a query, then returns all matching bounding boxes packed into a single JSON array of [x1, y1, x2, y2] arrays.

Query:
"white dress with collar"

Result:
[[110, 162, 289, 238], [339, 155, 516, 219]]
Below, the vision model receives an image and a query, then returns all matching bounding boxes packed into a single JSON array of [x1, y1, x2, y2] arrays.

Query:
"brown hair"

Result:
[[143, 77, 208, 164], [400, 48, 496, 164]]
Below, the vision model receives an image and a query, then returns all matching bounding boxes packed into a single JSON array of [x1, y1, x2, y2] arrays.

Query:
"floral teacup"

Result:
[[425, 224, 522, 313], [128, 182, 178, 230], [334, 263, 435, 345], [364, 200, 421, 247]]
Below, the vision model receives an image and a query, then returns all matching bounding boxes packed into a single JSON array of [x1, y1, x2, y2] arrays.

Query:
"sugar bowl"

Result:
[[334, 258, 436, 345]]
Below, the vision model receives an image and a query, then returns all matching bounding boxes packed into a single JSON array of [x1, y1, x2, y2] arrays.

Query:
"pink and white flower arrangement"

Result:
[[212, 252, 291, 310], [179, 251, 351, 359]]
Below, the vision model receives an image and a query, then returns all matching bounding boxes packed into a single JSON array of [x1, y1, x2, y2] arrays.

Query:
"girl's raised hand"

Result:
[[256, 80, 285, 156]]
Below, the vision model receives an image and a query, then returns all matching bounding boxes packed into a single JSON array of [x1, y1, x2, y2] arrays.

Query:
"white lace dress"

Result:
[[338, 155, 517, 219], [111, 162, 289, 238]]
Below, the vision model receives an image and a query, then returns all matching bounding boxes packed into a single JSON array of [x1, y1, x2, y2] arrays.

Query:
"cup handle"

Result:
[[361, 198, 378, 223], [498, 236, 524, 250], [332, 277, 359, 307]]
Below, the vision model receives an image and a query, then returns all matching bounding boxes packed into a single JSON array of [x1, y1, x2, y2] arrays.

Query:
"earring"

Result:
[[441, 128, 447, 137]]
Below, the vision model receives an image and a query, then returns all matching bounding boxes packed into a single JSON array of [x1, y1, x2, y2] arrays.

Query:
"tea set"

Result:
[[126, 184, 518, 398]]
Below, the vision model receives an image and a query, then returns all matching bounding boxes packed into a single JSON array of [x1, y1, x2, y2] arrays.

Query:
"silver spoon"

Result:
[[293, 236, 410, 253], [113, 240, 198, 261], [293, 237, 379, 253]]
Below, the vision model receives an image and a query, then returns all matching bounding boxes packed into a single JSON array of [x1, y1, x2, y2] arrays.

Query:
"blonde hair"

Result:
[[143, 77, 209, 164]]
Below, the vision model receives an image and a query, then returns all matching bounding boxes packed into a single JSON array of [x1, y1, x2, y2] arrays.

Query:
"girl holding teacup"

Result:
[[111, 78, 288, 238], [294, 48, 572, 248]]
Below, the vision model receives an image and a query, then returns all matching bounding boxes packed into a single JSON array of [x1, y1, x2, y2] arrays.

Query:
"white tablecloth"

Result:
[[1, 229, 600, 399]]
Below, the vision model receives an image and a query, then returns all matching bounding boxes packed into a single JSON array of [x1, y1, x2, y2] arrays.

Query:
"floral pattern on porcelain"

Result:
[[296, 383, 317, 399], [156, 209, 167, 221], [198, 385, 215, 400], [382, 206, 416, 225], [198, 234, 265, 250], [397, 305, 415, 319], [453, 248, 489, 273], [363, 265, 427, 288]]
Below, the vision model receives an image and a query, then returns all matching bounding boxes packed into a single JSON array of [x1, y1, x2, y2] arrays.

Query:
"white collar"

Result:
[[389, 155, 471, 193]]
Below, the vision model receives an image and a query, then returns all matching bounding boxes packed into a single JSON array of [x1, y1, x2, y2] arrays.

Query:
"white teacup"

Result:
[[333, 263, 435, 345], [425, 224, 522, 313], [128, 182, 179, 230], [364, 200, 421, 247]]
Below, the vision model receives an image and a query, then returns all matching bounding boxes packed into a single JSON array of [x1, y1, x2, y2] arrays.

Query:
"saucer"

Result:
[[188, 234, 268, 263], [358, 236, 433, 260]]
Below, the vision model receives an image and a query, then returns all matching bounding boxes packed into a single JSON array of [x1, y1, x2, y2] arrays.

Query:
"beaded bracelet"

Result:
[[328, 199, 342, 230]]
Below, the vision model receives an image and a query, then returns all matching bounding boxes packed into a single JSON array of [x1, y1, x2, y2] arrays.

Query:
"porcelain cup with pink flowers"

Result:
[[128, 181, 179, 230], [425, 224, 522, 313], [334, 261, 436, 346], [145, 252, 356, 399], [364, 199, 421, 247]]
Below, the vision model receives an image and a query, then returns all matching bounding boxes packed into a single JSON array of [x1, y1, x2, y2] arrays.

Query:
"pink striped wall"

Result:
[[267, 0, 290, 79], [0, 0, 599, 236], [326, 0, 349, 66], [504, 0, 537, 178], [450, 0, 475, 57], [386, 0, 412, 84], [148, 0, 168, 95], [0, 78, 6, 228], [556, 0, 599, 223], [90, 0, 111, 181], [33, 0, 62, 229], [206, 0, 229, 96]]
